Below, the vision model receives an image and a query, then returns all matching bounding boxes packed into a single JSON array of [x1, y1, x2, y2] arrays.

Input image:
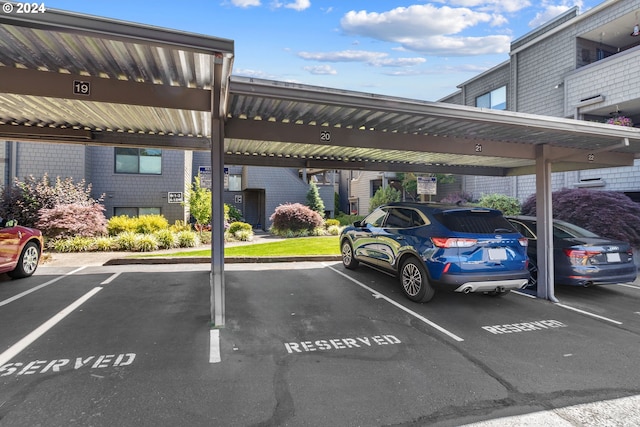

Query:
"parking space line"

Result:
[[101, 272, 121, 285], [0, 266, 86, 307], [0, 286, 102, 366], [324, 264, 464, 342], [615, 283, 640, 290], [554, 303, 623, 325], [210, 329, 221, 363], [512, 290, 537, 299]]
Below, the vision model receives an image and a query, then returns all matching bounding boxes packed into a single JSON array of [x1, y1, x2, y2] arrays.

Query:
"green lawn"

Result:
[[154, 235, 340, 257]]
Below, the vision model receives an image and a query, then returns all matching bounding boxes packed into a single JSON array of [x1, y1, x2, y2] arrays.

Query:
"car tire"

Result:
[[8, 241, 40, 279], [399, 257, 435, 303], [341, 240, 359, 270], [527, 259, 538, 289]]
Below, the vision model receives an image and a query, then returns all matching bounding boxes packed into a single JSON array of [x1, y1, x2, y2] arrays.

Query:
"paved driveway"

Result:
[[1, 261, 640, 426]]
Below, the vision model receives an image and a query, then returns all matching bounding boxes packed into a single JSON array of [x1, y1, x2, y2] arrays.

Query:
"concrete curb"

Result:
[[104, 255, 342, 265]]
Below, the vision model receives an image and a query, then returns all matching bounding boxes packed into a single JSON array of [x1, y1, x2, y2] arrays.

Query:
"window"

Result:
[[363, 208, 387, 228], [115, 148, 162, 174], [476, 86, 506, 110], [114, 207, 161, 217], [385, 208, 427, 228], [227, 174, 242, 191], [370, 179, 382, 197]]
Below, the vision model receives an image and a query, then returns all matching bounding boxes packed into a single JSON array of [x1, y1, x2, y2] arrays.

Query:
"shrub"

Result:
[[477, 194, 521, 215], [227, 204, 243, 222], [114, 231, 138, 251], [94, 237, 116, 252], [134, 234, 159, 252], [270, 203, 324, 235], [154, 229, 176, 249], [134, 214, 168, 234], [0, 174, 104, 228], [228, 221, 252, 235], [324, 219, 340, 228], [327, 225, 341, 235], [170, 220, 192, 233], [521, 188, 640, 246], [36, 203, 107, 239], [234, 229, 254, 241], [176, 230, 200, 248], [335, 213, 365, 226], [107, 215, 135, 236], [369, 186, 401, 212]]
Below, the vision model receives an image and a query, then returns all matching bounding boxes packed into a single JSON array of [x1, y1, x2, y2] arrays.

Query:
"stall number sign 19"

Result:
[[73, 80, 91, 96]]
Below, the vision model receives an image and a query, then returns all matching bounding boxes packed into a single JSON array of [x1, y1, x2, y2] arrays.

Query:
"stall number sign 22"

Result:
[[320, 130, 331, 142], [73, 80, 91, 96]]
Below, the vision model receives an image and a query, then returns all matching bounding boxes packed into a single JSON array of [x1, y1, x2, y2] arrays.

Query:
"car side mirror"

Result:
[[353, 220, 364, 228]]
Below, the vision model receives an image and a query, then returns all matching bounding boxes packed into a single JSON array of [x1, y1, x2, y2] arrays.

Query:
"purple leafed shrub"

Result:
[[521, 188, 640, 246], [36, 203, 108, 239], [270, 203, 323, 232]]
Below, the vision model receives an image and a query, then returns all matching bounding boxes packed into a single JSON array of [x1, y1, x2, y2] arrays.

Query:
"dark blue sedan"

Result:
[[340, 203, 530, 302]]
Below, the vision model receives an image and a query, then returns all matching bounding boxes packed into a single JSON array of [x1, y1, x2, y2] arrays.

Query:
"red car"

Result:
[[0, 219, 44, 278]]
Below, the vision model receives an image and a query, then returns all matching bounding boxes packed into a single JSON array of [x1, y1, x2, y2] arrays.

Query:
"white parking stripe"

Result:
[[614, 283, 640, 290], [0, 266, 86, 307], [0, 286, 102, 366], [101, 272, 121, 285], [512, 290, 537, 299], [555, 303, 623, 325], [324, 264, 464, 342], [210, 329, 221, 363]]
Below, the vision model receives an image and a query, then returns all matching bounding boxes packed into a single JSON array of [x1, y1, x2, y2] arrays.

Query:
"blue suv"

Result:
[[340, 202, 530, 302]]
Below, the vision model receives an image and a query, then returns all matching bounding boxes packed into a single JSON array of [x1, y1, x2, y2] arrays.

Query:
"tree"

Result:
[[521, 188, 640, 246], [306, 181, 325, 217], [0, 174, 104, 228], [185, 176, 212, 234], [369, 186, 401, 212]]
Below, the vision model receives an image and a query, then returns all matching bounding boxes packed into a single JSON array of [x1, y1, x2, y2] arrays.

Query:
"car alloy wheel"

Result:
[[8, 242, 40, 279], [400, 257, 434, 303], [341, 241, 359, 269]]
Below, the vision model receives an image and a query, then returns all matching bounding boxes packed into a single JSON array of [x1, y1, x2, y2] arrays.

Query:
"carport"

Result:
[[2, 5, 640, 326]]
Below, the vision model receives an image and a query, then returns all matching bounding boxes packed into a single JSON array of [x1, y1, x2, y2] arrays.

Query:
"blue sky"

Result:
[[47, 0, 600, 101]]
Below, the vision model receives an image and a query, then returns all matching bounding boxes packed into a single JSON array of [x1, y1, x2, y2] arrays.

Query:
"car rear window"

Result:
[[434, 210, 517, 234]]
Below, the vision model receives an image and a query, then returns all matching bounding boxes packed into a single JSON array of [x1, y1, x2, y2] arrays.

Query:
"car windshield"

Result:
[[435, 210, 517, 234]]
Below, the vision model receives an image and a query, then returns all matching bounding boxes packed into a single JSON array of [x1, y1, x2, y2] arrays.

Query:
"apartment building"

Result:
[[1, 141, 335, 229], [440, 0, 640, 203]]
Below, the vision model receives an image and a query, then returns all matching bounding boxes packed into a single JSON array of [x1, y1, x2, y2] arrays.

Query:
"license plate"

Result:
[[488, 248, 507, 260], [606, 252, 621, 263]]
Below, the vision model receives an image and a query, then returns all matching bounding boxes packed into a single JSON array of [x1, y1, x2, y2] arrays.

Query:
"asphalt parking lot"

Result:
[[1, 260, 640, 426]]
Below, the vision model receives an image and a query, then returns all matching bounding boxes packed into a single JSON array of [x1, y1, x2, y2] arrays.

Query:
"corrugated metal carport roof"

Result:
[[2, 5, 640, 177], [3, 3, 640, 323]]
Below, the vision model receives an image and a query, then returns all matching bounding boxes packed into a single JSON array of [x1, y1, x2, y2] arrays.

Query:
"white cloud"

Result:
[[340, 4, 510, 56], [230, 0, 261, 8], [297, 49, 426, 67], [303, 65, 337, 75], [271, 0, 311, 11], [528, 0, 583, 28], [434, 0, 531, 13]]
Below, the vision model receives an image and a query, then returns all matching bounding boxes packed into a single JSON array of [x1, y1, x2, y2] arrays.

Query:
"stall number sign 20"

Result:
[[73, 80, 91, 96], [320, 130, 331, 142]]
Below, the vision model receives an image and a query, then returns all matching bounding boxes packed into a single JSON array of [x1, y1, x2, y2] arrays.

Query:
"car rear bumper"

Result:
[[557, 264, 638, 286], [435, 271, 530, 293]]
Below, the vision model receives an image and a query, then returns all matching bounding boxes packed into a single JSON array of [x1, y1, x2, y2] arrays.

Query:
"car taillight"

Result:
[[432, 237, 477, 248], [563, 248, 600, 265], [518, 238, 528, 247]]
